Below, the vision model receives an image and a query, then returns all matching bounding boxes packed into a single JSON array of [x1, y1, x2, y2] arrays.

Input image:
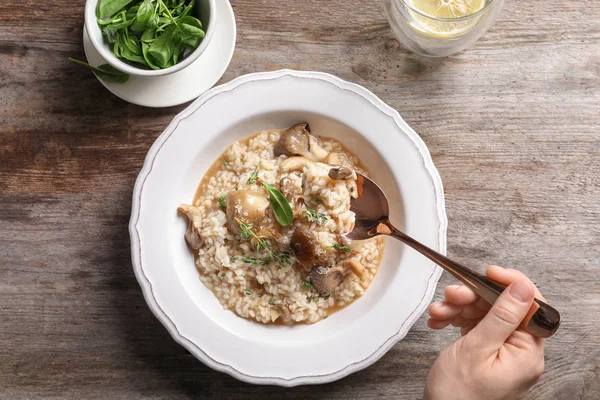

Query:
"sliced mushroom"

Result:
[[178, 204, 203, 250], [336, 234, 362, 251], [274, 123, 328, 161], [226, 190, 270, 235], [280, 156, 314, 173], [280, 157, 333, 176], [306, 135, 329, 161], [328, 166, 357, 181], [275, 123, 310, 158], [279, 176, 295, 201], [335, 152, 355, 169], [343, 259, 366, 281], [274, 304, 291, 321], [309, 265, 346, 296], [290, 225, 319, 270], [347, 179, 359, 199], [324, 152, 340, 165], [337, 234, 352, 248], [182, 221, 202, 249]]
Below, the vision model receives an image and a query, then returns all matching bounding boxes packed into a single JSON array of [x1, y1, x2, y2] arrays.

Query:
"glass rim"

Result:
[[398, 0, 498, 22]]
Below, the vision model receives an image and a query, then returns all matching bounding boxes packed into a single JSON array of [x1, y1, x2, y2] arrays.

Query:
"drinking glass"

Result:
[[382, 0, 505, 57]]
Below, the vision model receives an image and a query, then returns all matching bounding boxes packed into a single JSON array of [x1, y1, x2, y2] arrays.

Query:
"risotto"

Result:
[[178, 123, 385, 324]]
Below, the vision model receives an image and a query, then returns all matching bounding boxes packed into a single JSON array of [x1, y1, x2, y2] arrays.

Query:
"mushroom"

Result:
[[309, 265, 346, 296], [290, 225, 319, 270], [343, 259, 367, 281], [328, 166, 357, 181], [347, 180, 359, 199], [225, 190, 270, 235], [279, 176, 295, 201], [184, 221, 203, 250], [274, 304, 291, 321], [337, 234, 352, 248], [178, 204, 203, 250], [324, 152, 340, 165], [280, 156, 314, 173], [336, 234, 362, 251], [274, 123, 329, 161]]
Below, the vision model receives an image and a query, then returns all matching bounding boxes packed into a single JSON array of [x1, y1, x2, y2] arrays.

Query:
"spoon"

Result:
[[346, 173, 561, 338]]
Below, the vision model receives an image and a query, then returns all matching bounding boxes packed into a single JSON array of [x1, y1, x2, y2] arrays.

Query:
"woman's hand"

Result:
[[424, 266, 545, 400]]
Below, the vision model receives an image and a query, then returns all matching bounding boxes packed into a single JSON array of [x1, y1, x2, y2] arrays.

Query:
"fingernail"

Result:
[[509, 280, 532, 303]]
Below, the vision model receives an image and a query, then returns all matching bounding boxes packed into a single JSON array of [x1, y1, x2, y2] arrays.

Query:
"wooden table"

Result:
[[1, 0, 599, 398]]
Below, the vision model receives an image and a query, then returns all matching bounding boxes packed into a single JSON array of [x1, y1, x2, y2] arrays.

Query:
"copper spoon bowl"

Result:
[[346, 173, 561, 338]]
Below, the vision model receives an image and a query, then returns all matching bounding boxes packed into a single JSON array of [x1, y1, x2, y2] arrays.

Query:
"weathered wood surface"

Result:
[[1, 0, 599, 398]]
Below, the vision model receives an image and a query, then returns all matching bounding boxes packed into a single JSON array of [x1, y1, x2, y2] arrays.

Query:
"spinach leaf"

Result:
[[141, 29, 162, 70], [136, 0, 155, 26], [179, 16, 204, 38], [177, 0, 195, 19], [126, 4, 140, 19], [262, 183, 294, 227], [108, 12, 134, 30], [97, 0, 132, 19], [172, 45, 182, 65], [148, 24, 178, 67], [122, 34, 142, 55], [68, 58, 129, 83], [102, 25, 120, 43], [180, 36, 199, 48], [118, 35, 145, 64]]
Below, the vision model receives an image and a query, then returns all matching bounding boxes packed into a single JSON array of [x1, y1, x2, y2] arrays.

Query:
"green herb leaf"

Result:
[[218, 195, 226, 211], [277, 252, 293, 268], [68, 58, 130, 83], [268, 299, 275, 305], [246, 167, 259, 185], [242, 257, 258, 265], [323, 315, 329, 319], [323, 295, 330, 301], [302, 281, 312, 290], [220, 272, 226, 278], [229, 256, 237, 263], [235, 218, 255, 240], [303, 208, 328, 224], [244, 289, 253, 296], [332, 244, 352, 253], [97, 0, 132, 19], [262, 183, 294, 227]]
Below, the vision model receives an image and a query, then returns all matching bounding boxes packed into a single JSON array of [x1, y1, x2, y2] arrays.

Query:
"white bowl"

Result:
[[129, 70, 446, 386], [85, 0, 216, 77]]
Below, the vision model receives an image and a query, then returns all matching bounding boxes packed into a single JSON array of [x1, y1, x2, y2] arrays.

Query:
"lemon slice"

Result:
[[408, 0, 486, 38]]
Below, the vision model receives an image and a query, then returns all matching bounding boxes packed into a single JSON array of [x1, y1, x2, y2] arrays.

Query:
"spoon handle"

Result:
[[381, 220, 561, 338]]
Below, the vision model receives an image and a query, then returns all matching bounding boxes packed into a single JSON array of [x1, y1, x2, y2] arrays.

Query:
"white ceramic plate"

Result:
[[82, 0, 236, 107], [130, 70, 446, 386]]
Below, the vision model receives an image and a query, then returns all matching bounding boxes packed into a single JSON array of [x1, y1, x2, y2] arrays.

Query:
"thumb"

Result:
[[466, 279, 535, 352]]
